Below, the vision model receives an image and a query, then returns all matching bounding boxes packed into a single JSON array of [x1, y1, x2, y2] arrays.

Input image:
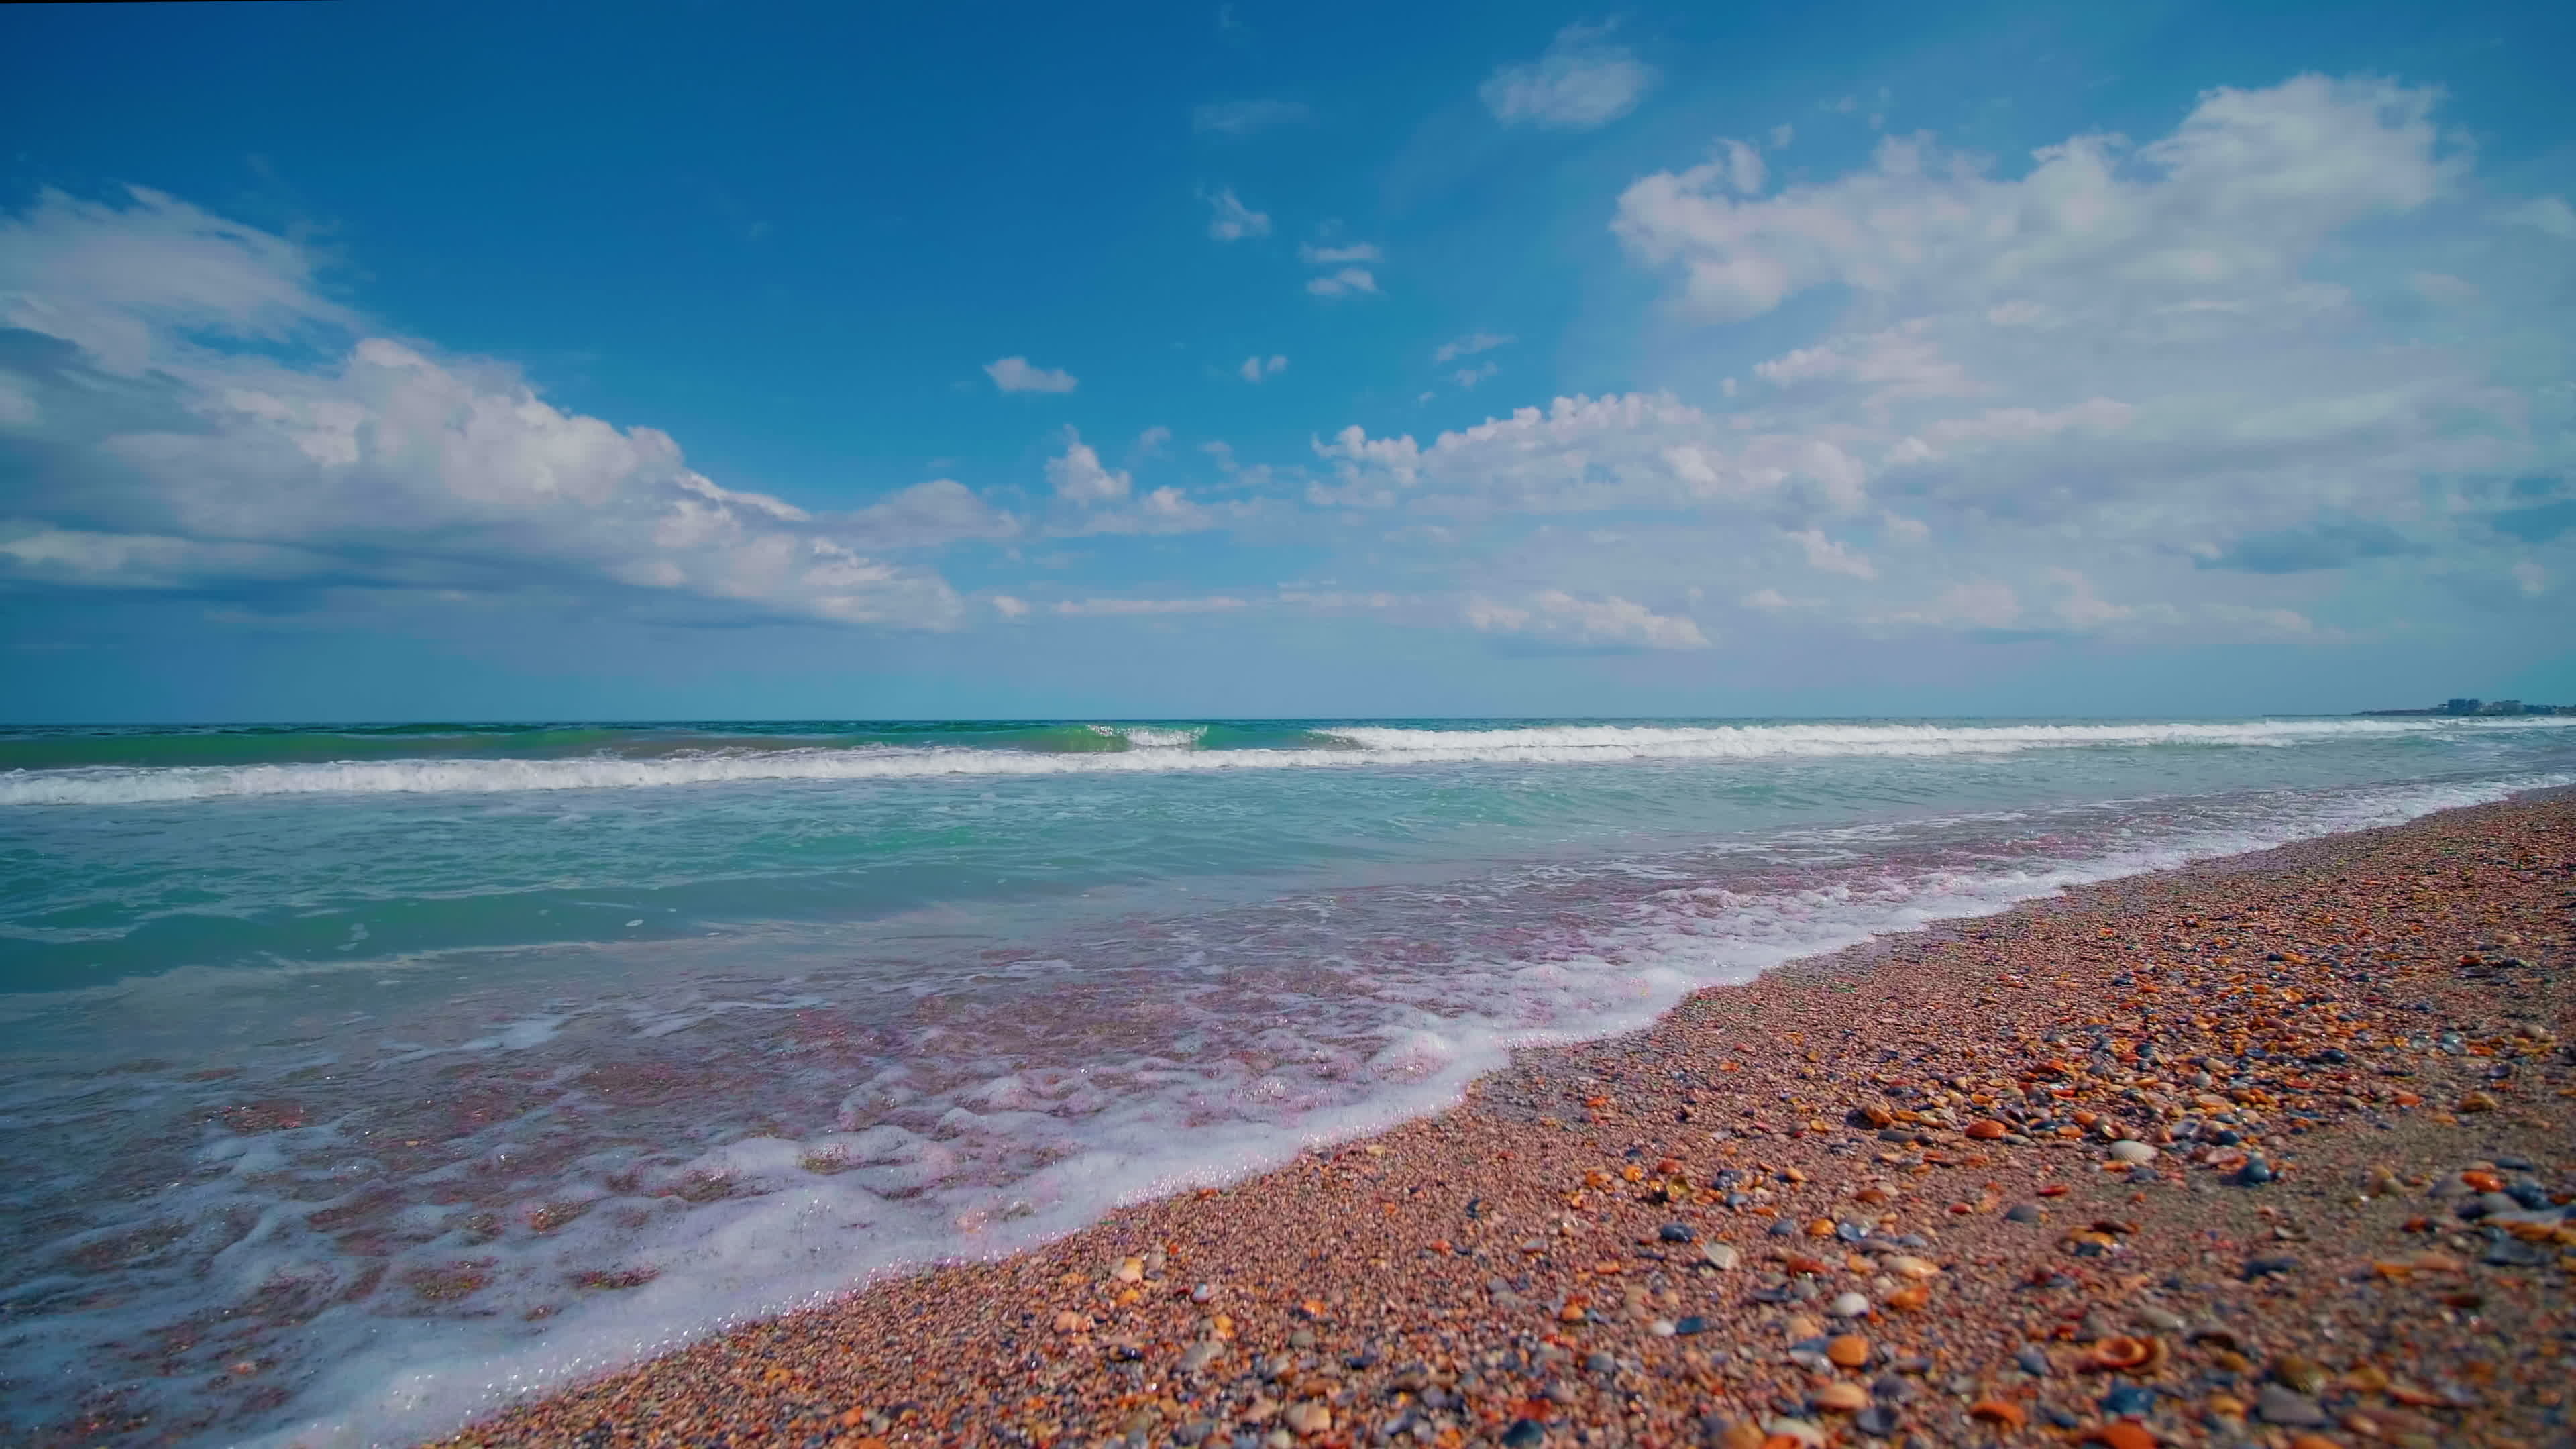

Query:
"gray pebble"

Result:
[[2255, 1383, 2327, 1427], [2015, 1346, 2051, 1377], [2004, 1204, 2043, 1224]]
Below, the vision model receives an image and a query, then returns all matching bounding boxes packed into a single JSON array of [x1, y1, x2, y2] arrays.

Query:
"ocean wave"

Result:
[[2, 716, 2565, 805]]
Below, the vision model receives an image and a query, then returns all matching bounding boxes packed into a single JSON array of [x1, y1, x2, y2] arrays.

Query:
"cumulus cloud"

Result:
[[1044, 431, 1130, 504], [1193, 99, 1311, 138], [1239, 354, 1288, 382], [1201, 186, 1271, 241], [1481, 23, 1656, 131], [1466, 589, 1709, 651], [0, 188, 982, 628], [984, 355, 1078, 393]]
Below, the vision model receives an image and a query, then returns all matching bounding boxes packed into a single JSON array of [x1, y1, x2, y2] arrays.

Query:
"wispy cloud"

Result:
[[1481, 23, 1656, 131], [1193, 99, 1311, 138], [985, 356, 1078, 393], [1432, 331, 1515, 364], [1238, 354, 1289, 382], [1305, 267, 1378, 299], [1199, 186, 1271, 241]]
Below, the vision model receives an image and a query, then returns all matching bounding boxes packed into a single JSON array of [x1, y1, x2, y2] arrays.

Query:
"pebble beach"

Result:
[[422, 788, 2575, 1449]]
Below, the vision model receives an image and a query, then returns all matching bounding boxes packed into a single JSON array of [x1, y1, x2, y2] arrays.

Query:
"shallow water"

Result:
[[1, 714, 2570, 1445]]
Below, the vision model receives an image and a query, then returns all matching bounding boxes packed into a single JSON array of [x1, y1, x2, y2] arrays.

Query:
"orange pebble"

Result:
[[1966, 1120, 2008, 1140], [2084, 1424, 2157, 1449], [1970, 1399, 2027, 1428]]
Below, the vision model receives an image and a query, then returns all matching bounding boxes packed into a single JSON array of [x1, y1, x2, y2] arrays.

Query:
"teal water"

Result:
[[1, 714, 2570, 1446]]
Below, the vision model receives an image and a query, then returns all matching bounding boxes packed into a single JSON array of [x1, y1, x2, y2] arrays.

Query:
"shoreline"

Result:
[[402, 788, 2575, 1448]]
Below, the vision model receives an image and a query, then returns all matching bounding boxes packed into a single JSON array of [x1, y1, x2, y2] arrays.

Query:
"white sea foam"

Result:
[[4, 716, 2559, 805]]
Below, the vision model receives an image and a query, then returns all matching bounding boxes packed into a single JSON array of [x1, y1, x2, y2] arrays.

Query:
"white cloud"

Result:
[[1466, 590, 1709, 650], [1299, 242, 1381, 264], [1718, 140, 1766, 195], [1201, 186, 1272, 241], [1044, 431, 1131, 505], [1239, 354, 1289, 382], [1134, 425, 1173, 454], [1055, 594, 1250, 616], [1790, 528, 1876, 579], [2498, 195, 2576, 239], [985, 356, 1078, 393], [1768, 123, 1794, 150], [0, 371, 37, 428], [1615, 74, 2453, 321], [1481, 23, 1656, 131], [1306, 267, 1379, 298], [1432, 331, 1515, 364], [0, 191, 985, 628], [1452, 362, 1499, 389], [989, 593, 1030, 619], [1193, 99, 1311, 137]]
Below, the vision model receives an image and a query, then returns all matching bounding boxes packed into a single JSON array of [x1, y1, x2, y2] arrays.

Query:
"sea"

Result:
[[3, 714, 2572, 1446]]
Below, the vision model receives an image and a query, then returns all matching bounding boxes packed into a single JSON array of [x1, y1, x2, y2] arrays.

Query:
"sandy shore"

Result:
[[432, 790, 2574, 1449]]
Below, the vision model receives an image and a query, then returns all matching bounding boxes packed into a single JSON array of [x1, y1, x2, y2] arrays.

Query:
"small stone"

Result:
[[1498, 1419, 1545, 1448], [1650, 1318, 1676, 1336], [1829, 1292, 1871, 1318], [2133, 1307, 2185, 1333], [1676, 1315, 1709, 1336], [2084, 1424, 2157, 1449], [1283, 1401, 1333, 1437], [1761, 1418, 1827, 1448], [1179, 1341, 1226, 1373], [1852, 1405, 1900, 1438], [1827, 1334, 1870, 1368], [2015, 1345, 2051, 1377], [2108, 1140, 2157, 1164], [1970, 1399, 2027, 1428], [2005, 1204, 2044, 1224], [2458, 1090, 2498, 1113], [1966, 1120, 2008, 1140], [1767, 1219, 1800, 1237], [2230, 1157, 2276, 1187], [1659, 1222, 1695, 1243], [1812, 1381, 1870, 1413], [1703, 1242, 1741, 1271], [2099, 1385, 2157, 1417], [2256, 1384, 2328, 1428], [1113, 1256, 1145, 1283], [1584, 1351, 1615, 1375], [1785, 1314, 1826, 1340], [2271, 1355, 2326, 1394], [2241, 1256, 2298, 1281], [1884, 1255, 1941, 1278]]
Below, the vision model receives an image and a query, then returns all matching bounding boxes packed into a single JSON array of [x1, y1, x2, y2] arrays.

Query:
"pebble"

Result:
[[1179, 1342, 1225, 1373], [1702, 1242, 1741, 1271], [2241, 1255, 2298, 1281], [1851, 1405, 1900, 1438], [2108, 1140, 2157, 1163], [1282, 1401, 1332, 1436], [1499, 1419, 1544, 1448], [2099, 1384, 2157, 1417], [1648, 1318, 1676, 1337], [2015, 1345, 2051, 1377], [1675, 1315, 1709, 1336], [1811, 1381, 1869, 1413], [1829, 1292, 1870, 1318], [2256, 1383, 2327, 1427], [1827, 1334, 1870, 1368], [1658, 1222, 1695, 1242], [2004, 1204, 2044, 1224], [1766, 1219, 1799, 1237]]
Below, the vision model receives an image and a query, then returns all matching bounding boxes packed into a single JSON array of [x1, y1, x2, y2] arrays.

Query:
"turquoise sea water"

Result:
[[3, 714, 2572, 1446]]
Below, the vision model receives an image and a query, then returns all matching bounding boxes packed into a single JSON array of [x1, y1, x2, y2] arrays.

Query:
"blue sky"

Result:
[[2, 0, 2571, 720]]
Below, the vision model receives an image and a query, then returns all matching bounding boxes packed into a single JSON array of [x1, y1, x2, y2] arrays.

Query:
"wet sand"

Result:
[[431, 790, 2574, 1449]]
